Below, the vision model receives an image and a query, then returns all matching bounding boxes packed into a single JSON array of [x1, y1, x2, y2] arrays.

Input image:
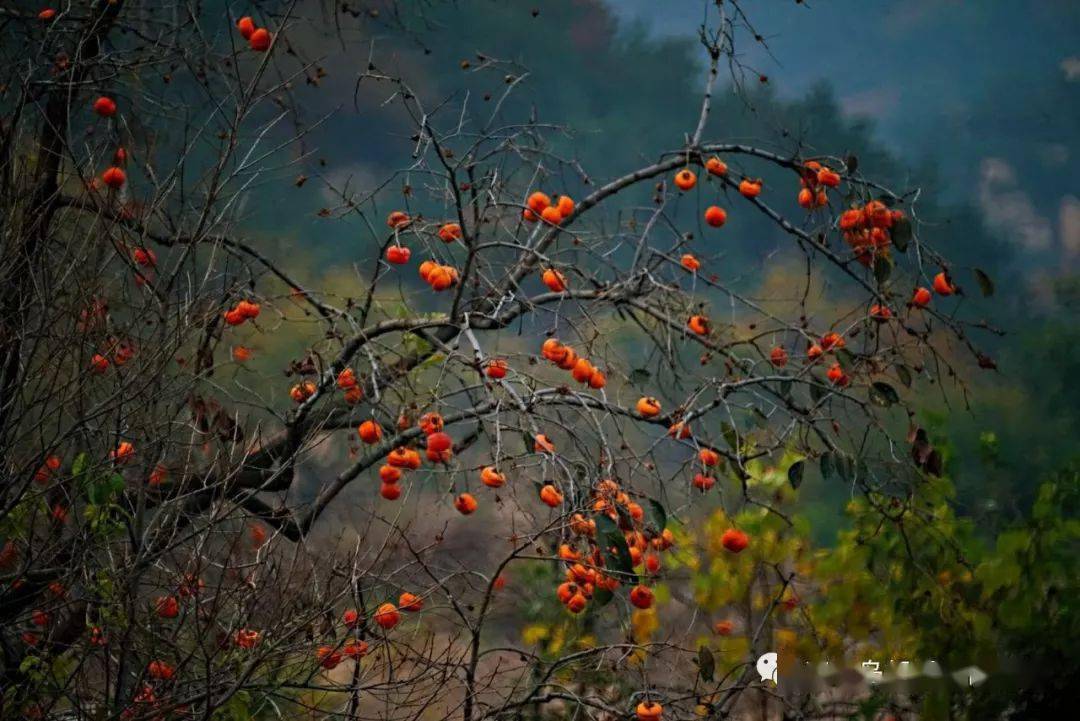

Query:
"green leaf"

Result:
[[835, 455, 856, 483], [647, 499, 667, 533], [594, 514, 637, 582], [89, 473, 125, 505], [836, 348, 856, 373], [19, 655, 41, 673], [71, 452, 88, 480], [973, 268, 995, 297], [591, 586, 614, 608], [721, 422, 739, 453], [698, 645, 715, 682], [869, 381, 900, 407], [614, 501, 636, 529], [895, 364, 912, 388], [629, 368, 652, 384], [212, 690, 253, 721], [417, 352, 445, 369], [892, 216, 912, 252], [873, 255, 892, 285], [819, 452, 835, 482], [788, 460, 805, 489]]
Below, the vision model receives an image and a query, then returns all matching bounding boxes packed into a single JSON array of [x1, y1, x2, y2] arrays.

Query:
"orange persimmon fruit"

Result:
[[636, 397, 661, 418], [454, 492, 478, 515], [236, 16, 256, 39], [248, 28, 271, 52], [629, 585, 654, 609], [721, 528, 749, 553], [101, 166, 126, 189], [93, 96, 117, 117], [542, 268, 567, 292], [738, 179, 762, 198], [704, 205, 727, 227], [705, 156, 727, 176], [674, 169, 696, 191], [480, 466, 506, 488], [373, 603, 401, 629], [357, 420, 383, 444]]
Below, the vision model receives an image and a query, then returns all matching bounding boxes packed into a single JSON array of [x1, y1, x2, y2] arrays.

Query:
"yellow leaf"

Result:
[[774, 628, 797, 650], [631, 608, 659, 641], [521, 623, 549, 646]]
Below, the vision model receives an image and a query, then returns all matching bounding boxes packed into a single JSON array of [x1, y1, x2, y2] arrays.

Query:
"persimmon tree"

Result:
[[0, 2, 1003, 720]]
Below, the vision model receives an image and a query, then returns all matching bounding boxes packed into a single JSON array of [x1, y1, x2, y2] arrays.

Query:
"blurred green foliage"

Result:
[[509, 454, 1076, 719]]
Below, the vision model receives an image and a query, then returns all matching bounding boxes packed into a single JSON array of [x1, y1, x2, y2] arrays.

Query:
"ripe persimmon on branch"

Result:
[[0, 2, 1000, 720]]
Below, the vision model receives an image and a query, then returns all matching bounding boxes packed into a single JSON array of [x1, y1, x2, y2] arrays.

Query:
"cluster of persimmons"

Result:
[[550, 477, 750, 617], [540, 338, 606, 388], [89, 93, 127, 193], [382, 211, 465, 290], [839, 199, 904, 266], [336, 367, 364, 405], [87, 336, 135, 376], [664, 157, 960, 392], [357, 415, 429, 501], [522, 191, 575, 225], [235, 16, 272, 52], [222, 299, 261, 327], [766, 330, 853, 388], [315, 593, 421, 670], [795, 160, 841, 209], [374, 193, 578, 296]]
